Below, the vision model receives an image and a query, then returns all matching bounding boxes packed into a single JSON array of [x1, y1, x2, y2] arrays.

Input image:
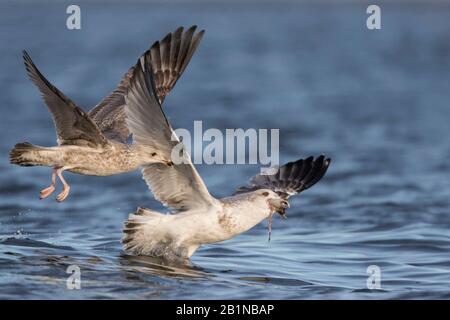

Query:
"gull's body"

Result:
[[122, 52, 331, 260], [123, 192, 273, 259], [10, 26, 204, 201], [13, 141, 156, 176]]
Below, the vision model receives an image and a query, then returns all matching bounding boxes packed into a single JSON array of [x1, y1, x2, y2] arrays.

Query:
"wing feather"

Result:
[[23, 51, 107, 147], [125, 54, 216, 212], [235, 156, 331, 198], [89, 26, 204, 143]]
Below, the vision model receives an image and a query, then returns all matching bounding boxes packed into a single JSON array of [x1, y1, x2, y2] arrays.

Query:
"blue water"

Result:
[[0, 1, 449, 299]]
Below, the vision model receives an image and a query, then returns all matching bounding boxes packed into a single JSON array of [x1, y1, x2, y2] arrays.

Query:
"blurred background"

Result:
[[0, 0, 449, 299]]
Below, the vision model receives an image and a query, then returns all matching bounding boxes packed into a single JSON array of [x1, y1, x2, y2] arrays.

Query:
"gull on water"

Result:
[[122, 52, 331, 260], [9, 26, 204, 201]]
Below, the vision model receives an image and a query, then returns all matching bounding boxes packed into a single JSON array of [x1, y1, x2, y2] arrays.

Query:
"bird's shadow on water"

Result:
[[117, 253, 211, 280]]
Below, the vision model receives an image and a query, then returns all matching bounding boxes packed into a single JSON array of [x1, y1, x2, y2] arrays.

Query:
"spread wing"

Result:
[[125, 54, 216, 212], [23, 51, 108, 147], [89, 25, 205, 143], [235, 156, 331, 199], [87, 67, 133, 142]]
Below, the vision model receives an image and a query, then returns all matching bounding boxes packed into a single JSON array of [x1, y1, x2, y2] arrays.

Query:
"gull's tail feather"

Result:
[[122, 208, 166, 254], [10, 142, 57, 167], [122, 208, 197, 259], [235, 155, 331, 198], [148, 25, 205, 103]]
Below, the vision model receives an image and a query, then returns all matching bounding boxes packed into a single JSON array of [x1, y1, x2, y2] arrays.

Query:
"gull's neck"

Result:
[[218, 195, 271, 239]]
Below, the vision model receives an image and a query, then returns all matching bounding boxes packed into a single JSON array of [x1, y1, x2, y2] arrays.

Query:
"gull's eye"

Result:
[[262, 191, 269, 197]]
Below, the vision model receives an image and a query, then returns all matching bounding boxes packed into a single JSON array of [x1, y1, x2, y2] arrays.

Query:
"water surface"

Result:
[[0, 1, 449, 299]]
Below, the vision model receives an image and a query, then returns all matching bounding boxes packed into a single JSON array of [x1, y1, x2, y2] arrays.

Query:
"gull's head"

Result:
[[255, 189, 290, 219]]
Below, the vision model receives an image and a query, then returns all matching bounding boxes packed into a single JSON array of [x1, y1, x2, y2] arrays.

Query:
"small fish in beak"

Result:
[[268, 198, 290, 219], [267, 197, 290, 241]]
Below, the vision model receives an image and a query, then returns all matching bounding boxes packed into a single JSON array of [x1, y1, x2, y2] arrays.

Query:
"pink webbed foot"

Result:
[[39, 169, 57, 200], [55, 169, 70, 202], [56, 185, 70, 202], [39, 185, 55, 199]]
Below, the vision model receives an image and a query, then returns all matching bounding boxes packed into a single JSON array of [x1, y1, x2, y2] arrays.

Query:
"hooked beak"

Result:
[[268, 198, 290, 219]]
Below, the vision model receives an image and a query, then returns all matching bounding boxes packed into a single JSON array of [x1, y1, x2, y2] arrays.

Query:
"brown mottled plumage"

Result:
[[10, 26, 205, 201]]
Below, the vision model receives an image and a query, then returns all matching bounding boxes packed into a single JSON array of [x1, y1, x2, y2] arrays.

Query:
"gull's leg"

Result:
[[55, 168, 70, 202], [39, 168, 57, 199]]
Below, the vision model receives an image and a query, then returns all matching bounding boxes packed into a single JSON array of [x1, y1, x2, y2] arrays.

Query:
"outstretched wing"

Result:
[[23, 51, 108, 147], [87, 67, 133, 142], [235, 156, 331, 198], [125, 54, 217, 212], [149, 25, 205, 101], [89, 25, 205, 143]]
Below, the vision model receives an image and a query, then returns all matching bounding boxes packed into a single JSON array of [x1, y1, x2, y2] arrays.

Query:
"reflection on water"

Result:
[[1, 2, 450, 299], [118, 254, 208, 279]]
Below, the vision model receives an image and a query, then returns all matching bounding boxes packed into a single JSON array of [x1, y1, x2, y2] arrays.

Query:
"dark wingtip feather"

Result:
[[187, 25, 198, 32], [142, 25, 204, 103], [282, 155, 331, 194], [22, 50, 31, 61], [161, 32, 172, 44], [22, 50, 34, 72], [301, 155, 331, 191], [236, 155, 331, 198]]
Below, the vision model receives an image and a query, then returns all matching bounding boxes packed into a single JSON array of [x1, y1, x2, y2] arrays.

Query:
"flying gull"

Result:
[[122, 54, 331, 260], [9, 26, 204, 201]]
